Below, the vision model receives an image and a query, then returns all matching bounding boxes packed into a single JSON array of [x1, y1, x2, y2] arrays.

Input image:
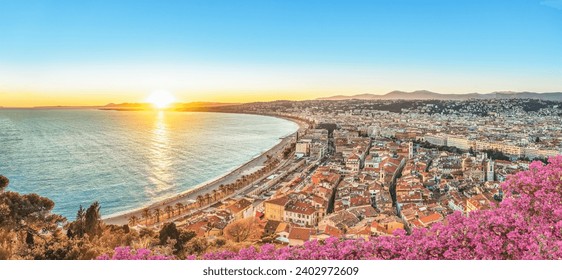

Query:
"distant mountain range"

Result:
[[317, 90, 562, 101]]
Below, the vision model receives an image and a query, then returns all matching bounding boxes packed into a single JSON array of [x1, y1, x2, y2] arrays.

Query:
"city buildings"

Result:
[[170, 98, 562, 245]]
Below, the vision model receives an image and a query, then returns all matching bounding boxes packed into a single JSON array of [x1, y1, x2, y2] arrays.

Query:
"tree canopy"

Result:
[[0, 175, 9, 192]]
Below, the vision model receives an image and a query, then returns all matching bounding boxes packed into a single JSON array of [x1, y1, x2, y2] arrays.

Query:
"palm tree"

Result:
[[212, 189, 218, 202], [165, 205, 173, 219], [204, 193, 211, 205], [175, 202, 184, 216], [196, 195, 204, 207], [128, 215, 139, 226], [141, 208, 151, 226], [153, 208, 162, 223]]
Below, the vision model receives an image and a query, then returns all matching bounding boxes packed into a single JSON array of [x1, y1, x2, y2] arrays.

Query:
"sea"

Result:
[[0, 109, 298, 218]]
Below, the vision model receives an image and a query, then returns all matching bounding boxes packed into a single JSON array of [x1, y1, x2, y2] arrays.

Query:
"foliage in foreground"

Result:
[[3, 156, 562, 260], [97, 247, 173, 260], [0, 179, 200, 260], [104, 156, 562, 260]]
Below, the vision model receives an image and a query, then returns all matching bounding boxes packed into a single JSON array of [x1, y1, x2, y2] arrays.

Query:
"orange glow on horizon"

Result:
[[0, 90, 333, 108]]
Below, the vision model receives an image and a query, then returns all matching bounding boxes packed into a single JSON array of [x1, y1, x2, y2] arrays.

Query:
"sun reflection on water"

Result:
[[147, 111, 174, 196]]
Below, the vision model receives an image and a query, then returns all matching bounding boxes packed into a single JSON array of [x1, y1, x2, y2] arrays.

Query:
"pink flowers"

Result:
[[101, 156, 562, 260]]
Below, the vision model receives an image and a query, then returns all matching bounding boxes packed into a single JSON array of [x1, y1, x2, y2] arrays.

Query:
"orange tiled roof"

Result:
[[265, 196, 289, 207], [288, 227, 313, 241], [324, 225, 343, 237], [226, 198, 252, 214], [285, 201, 316, 215], [419, 212, 443, 226]]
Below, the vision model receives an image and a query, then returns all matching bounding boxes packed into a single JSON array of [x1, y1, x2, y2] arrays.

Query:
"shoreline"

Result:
[[103, 113, 308, 226]]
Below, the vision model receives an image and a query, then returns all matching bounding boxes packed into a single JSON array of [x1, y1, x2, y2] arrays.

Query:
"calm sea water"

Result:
[[0, 110, 298, 218]]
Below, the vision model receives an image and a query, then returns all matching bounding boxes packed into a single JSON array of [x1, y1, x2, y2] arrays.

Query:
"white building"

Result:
[[475, 141, 523, 158], [424, 134, 447, 146], [283, 201, 318, 227], [295, 139, 312, 157], [447, 136, 472, 151], [524, 148, 560, 159]]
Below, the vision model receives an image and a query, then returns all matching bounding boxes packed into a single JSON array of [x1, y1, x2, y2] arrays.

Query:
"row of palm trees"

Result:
[[128, 157, 282, 227], [128, 201, 194, 227]]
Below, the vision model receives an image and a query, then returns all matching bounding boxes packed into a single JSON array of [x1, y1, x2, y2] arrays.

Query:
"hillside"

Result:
[[317, 90, 562, 101]]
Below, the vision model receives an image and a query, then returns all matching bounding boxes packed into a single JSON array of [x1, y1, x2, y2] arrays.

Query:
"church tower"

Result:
[[408, 142, 414, 159], [486, 159, 495, 182]]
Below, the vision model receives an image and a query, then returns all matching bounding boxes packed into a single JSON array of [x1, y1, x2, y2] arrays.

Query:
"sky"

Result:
[[1, 0, 562, 106]]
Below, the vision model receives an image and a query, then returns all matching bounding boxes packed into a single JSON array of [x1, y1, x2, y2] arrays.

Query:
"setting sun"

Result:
[[146, 91, 176, 109]]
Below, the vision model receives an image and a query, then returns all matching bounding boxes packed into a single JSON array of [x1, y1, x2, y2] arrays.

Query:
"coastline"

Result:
[[102, 113, 308, 226]]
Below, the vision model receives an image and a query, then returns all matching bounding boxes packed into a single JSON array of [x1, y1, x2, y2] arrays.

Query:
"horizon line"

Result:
[[2, 89, 562, 108]]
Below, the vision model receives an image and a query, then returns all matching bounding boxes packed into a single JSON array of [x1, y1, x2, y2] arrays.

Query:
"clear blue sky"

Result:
[[1, 0, 562, 105]]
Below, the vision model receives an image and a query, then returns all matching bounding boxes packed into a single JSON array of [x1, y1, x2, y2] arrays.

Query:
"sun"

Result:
[[146, 91, 176, 109]]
